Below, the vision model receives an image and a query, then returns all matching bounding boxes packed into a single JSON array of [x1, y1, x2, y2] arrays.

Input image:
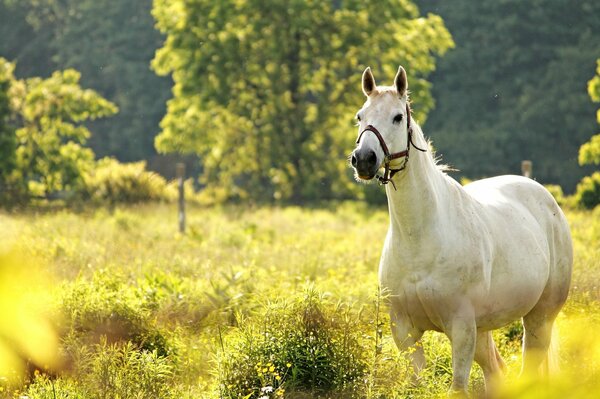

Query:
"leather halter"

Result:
[[355, 103, 427, 189]]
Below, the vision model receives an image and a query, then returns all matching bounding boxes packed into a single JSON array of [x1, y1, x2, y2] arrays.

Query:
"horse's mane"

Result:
[[413, 123, 454, 174]]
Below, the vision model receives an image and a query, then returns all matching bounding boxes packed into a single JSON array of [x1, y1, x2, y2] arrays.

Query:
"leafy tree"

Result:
[[416, 0, 600, 192], [0, 0, 171, 163], [0, 58, 17, 193], [579, 60, 600, 166], [573, 59, 600, 209], [10, 68, 117, 197], [152, 0, 453, 202]]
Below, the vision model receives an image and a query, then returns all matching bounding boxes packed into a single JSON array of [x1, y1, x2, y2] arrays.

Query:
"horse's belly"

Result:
[[387, 280, 442, 332], [474, 263, 548, 330], [472, 224, 551, 329]]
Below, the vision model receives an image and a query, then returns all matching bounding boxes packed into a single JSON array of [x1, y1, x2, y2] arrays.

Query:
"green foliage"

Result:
[[579, 60, 600, 166], [574, 59, 600, 209], [580, 135, 600, 166], [416, 0, 600, 192], [9, 68, 117, 198], [0, 58, 17, 201], [83, 157, 175, 205], [25, 342, 174, 399], [23, 374, 91, 399], [61, 272, 172, 357], [0, 0, 171, 163], [574, 171, 600, 210], [152, 0, 453, 202], [218, 288, 369, 398], [589, 60, 600, 103], [88, 341, 173, 399]]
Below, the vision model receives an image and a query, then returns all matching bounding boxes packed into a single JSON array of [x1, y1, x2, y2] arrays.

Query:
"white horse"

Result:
[[350, 66, 572, 397]]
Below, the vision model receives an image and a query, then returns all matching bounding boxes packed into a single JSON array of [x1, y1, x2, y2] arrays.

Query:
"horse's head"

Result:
[[351, 65, 412, 182]]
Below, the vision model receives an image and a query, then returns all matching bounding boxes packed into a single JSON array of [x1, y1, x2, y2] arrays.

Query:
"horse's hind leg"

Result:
[[521, 310, 558, 376], [521, 254, 570, 376], [521, 207, 572, 376], [474, 331, 506, 396]]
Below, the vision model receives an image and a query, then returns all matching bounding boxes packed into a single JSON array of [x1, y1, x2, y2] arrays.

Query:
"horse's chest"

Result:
[[378, 236, 461, 331], [385, 274, 442, 331], [380, 258, 443, 331]]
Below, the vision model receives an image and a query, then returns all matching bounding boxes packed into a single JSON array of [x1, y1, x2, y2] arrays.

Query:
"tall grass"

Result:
[[0, 203, 598, 398]]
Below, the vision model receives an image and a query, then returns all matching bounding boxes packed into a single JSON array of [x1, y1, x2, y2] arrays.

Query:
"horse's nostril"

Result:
[[367, 150, 377, 165], [351, 154, 358, 167]]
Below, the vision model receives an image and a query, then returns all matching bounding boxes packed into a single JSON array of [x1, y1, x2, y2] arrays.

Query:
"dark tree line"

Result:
[[416, 0, 600, 192], [0, 0, 171, 165]]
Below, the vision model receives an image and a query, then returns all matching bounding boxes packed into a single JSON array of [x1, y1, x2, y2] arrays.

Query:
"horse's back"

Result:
[[465, 175, 556, 213], [464, 174, 571, 254]]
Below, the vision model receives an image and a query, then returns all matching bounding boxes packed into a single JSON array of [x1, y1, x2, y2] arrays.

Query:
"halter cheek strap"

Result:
[[355, 103, 427, 189]]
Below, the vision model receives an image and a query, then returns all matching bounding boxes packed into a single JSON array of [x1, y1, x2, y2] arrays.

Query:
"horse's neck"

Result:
[[385, 123, 449, 240]]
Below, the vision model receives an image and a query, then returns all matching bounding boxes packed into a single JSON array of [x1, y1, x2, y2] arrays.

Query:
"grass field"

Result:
[[0, 202, 599, 398]]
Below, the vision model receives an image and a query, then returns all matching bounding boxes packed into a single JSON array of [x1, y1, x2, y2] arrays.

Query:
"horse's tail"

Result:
[[541, 324, 560, 375]]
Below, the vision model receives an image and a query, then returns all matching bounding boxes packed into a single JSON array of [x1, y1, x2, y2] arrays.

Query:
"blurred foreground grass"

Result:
[[0, 203, 598, 398]]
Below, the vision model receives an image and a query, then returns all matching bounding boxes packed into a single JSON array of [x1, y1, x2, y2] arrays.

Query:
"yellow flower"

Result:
[[286, 363, 292, 368], [269, 365, 275, 372]]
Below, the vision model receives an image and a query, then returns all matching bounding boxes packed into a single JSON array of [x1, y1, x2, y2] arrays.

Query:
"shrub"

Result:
[[25, 342, 173, 399], [217, 289, 369, 398], [22, 374, 91, 399], [83, 157, 175, 204], [574, 171, 600, 209], [89, 341, 174, 399], [61, 273, 171, 357]]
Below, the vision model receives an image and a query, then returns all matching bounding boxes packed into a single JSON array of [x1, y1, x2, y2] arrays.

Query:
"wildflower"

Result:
[[261, 385, 274, 393]]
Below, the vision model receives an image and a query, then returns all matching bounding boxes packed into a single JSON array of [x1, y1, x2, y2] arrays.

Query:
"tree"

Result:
[[0, 58, 17, 194], [10, 68, 117, 197], [0, 0, 171, 163], [579, 60, 600, 167], [152, 0, 453, 202]]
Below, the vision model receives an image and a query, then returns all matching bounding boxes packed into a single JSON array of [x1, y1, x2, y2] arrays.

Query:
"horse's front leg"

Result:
[[447, 314, 477, 398], [390, 311, 425, 380]]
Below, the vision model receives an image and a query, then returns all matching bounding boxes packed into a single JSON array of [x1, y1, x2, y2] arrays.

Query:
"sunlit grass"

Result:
[[0, 203, 598, 398]]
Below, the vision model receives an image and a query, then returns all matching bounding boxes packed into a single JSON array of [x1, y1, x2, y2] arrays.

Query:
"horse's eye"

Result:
[[393, 114, 403, 124], [356, 115, 361, 122]]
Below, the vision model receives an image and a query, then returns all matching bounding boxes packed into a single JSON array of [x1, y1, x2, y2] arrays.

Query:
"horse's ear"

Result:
[[362, 67, 376, 97], [394, 65, 408, 98]]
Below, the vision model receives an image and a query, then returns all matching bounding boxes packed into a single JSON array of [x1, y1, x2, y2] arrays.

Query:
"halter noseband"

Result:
[[355, 103, 427, 189]]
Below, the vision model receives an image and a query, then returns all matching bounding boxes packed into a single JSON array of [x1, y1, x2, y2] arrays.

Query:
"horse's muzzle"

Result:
[[351, 148, 378, 179]]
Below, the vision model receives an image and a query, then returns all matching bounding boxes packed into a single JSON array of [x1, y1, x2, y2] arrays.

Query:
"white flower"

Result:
[[260, 385, 274, 393]]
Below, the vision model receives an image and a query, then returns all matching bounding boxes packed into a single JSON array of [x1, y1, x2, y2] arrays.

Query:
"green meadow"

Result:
[[0, 202, 599, 398]]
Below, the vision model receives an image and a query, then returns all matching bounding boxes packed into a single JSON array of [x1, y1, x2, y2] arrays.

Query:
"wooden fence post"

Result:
[[521, 160, 532, 178], [176, 163, 186, 233]]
